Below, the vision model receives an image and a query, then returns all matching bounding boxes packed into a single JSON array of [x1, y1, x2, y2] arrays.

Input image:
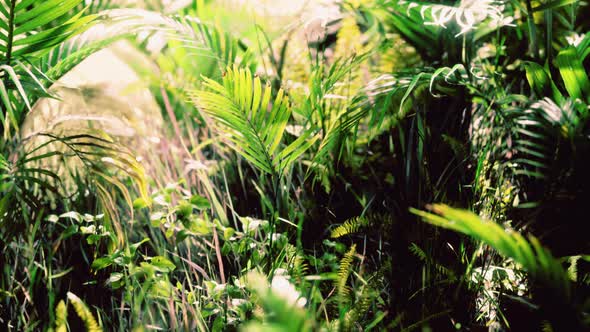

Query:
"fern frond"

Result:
[[284, 243, 308, 282], [191, 66, 318, 175], [336, 244, 357, 308], [331, 216, 371, 238], [67, 292, 103, 332], [342, 288, 373, 331], [409, 242, 427, 261], [541, 320, 555, 332]]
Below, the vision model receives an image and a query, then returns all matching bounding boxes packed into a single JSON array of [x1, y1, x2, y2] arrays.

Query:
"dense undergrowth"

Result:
[[1, 0, 590, 331]]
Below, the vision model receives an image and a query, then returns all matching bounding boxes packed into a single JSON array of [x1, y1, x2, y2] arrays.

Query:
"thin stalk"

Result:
[[545, 9, 553, 64], [268, 173, 281, 279], [5, 0, 16, 65], [525, 0, 539, 60]]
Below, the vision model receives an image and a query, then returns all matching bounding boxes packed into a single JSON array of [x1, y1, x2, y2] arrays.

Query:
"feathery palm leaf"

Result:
[[411, 204, 571, 301], [0, 0, 96, 135], [191, 66, 318, 175], [178, 16, 257, 74], [0, 0, 95, 61]]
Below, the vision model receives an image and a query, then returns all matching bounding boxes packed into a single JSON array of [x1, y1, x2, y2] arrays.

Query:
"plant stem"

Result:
[[268, 173, 281, 278], [5, 0, 16, 65], [525, 0, 539, 60]]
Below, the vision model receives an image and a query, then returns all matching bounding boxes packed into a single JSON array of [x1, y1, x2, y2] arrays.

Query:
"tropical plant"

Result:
[[2, 0, 590, 331]]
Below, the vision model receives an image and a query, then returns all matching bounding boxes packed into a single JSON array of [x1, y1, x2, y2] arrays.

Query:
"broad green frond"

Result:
[[411, 204, 571, 301], [0, 0, 95, 62], [191, 66, 318, 175], [556, 46, 590, 103], [0, 0, 96, 136], [526, 44, 590, 104], [524, 62, 564, 103]]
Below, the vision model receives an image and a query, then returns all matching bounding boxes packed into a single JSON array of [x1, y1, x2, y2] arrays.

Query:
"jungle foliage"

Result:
[[1, 0, 590, 331]]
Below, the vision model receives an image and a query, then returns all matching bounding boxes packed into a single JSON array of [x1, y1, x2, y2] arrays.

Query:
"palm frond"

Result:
[[0, 0, 95, 62], [191, 65, 318, 175], [1, 142, 62, 241], [378, 0, 442, 60], [0, 0, 96, 136], [508, 98, 585, 181], [411, 204, 571, 301], [177, 16, 257, 75]]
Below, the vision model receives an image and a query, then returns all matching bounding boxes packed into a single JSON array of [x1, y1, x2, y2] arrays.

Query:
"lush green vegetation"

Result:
[[1, 0, 590, 330]]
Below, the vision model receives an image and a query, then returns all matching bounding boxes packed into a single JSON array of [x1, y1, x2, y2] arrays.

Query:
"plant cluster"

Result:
[[1, 0, 590, 331]]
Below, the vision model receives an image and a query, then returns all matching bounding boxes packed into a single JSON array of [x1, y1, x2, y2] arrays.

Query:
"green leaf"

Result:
[[133, 197, 151, 210], [149, 256, 176, 272], [524, 62, 564, 103], [556, 46, 590, 103], [532, 0, 578, 12], [130, 238, 150, 255], [411, 204, 571, 301], [190, 194, 211, 209], [91, 257, 113, 271]]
